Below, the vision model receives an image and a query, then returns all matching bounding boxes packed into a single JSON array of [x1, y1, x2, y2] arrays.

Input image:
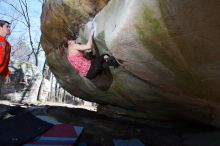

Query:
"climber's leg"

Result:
[[86, 54, 120, 79], [86, 54, 106, 79]]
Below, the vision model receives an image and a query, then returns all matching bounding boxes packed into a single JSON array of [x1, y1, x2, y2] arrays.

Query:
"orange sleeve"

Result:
[[0, 41, 6, 73]]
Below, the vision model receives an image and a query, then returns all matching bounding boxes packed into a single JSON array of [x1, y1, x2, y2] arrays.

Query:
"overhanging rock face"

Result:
[[41, 0, 220, 127]]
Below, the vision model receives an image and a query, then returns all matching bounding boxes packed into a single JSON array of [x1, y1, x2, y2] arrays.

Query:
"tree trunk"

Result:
[[36, 59, 46, 101], [62, 90, 66, 103], [50, 74, 54, 101]]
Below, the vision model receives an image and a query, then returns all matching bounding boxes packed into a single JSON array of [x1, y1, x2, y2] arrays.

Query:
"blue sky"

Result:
[[0, 0, 45, 69], [0, 0, 42, 43]]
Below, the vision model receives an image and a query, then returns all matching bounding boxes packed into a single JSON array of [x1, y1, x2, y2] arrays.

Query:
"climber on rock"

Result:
[[60, 31, 119, 79]]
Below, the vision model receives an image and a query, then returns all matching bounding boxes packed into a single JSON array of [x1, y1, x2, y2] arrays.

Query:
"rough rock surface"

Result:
[[41, 0, 220, 127]]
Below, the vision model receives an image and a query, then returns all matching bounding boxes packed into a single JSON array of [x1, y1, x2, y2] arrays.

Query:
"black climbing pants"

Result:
[[86, 54, 106, 79]]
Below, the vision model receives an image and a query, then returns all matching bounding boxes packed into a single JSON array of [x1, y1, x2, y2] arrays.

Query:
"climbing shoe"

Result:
[[105, 55, 120, 68]]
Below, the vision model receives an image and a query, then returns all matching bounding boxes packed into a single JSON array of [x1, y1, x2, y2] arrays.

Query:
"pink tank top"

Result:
[[67, 52, 91, 77]]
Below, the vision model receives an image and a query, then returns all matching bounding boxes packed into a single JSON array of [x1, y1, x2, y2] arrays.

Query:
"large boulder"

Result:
[[41, 0, 220, 127]]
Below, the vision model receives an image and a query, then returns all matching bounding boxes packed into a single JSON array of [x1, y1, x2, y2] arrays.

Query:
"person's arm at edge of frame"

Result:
[[0, 42, 5, 73], [0, 42, 11, 84], [4, 63, 11, 84]]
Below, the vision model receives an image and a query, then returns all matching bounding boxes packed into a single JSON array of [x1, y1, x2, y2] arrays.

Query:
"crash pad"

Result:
[[24, 124, 84, 146], [113, 138, 145, 146], [0, 112, 53, 146]]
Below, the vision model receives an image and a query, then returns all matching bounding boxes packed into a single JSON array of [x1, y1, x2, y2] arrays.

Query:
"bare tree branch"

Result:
[[2, 1, 24, 17], [0, 12, 27, 26], [1, 0, 43, 66], [18, 0, 28, 24]]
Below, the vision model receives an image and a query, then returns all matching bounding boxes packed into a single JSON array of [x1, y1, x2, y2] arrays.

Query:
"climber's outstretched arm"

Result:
[[75, 31, 94, 51]]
